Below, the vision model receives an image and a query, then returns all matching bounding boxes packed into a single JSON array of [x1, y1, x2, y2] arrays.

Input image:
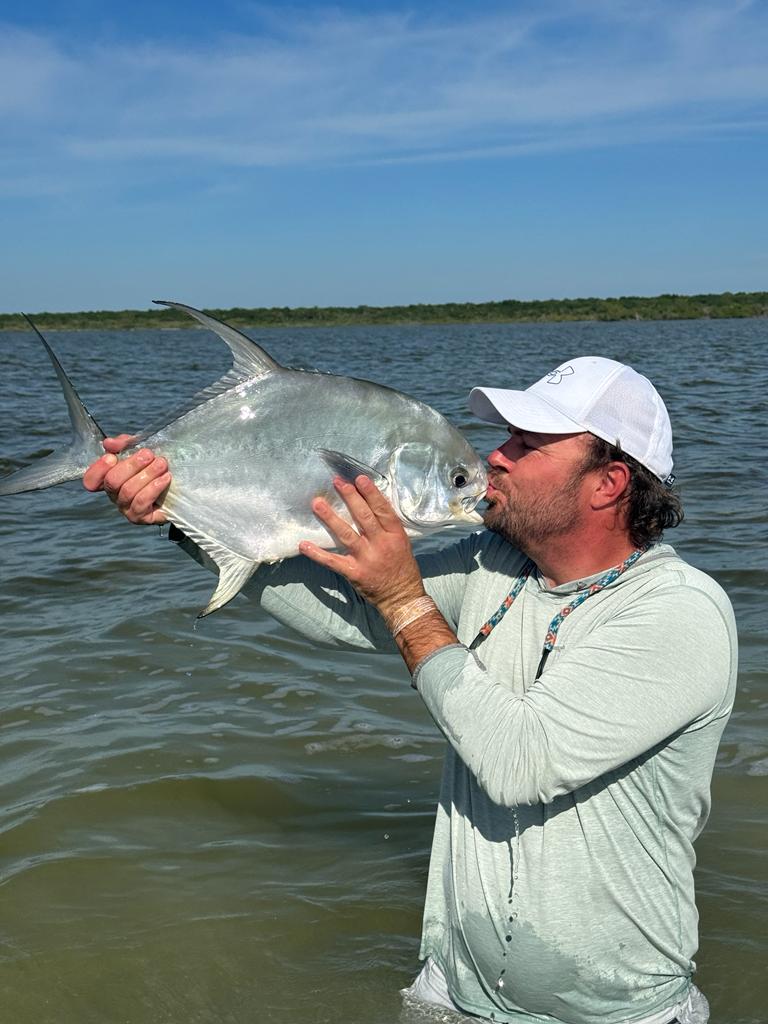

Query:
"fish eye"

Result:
[[451, 467, 468, 488]]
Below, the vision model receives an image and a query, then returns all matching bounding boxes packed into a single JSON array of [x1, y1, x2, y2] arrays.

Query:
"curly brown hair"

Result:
[[581, 436, 684, 549]]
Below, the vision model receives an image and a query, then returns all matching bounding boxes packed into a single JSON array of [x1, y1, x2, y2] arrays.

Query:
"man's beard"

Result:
[[483, 468, 585, 553]]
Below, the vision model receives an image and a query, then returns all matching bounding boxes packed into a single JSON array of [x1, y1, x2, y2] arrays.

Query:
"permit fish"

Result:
[[0, 302, 487, 616]]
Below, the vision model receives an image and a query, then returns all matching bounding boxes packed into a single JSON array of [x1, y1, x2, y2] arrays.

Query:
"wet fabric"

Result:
[[403, 957, 710, 1024]]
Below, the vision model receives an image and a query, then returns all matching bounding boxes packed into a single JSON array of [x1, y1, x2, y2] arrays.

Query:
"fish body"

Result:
[[0, 303, 487, 616]]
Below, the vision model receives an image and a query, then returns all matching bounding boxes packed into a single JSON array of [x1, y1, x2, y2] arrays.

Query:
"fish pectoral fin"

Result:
[[317, 449, 386, 487], [199, 550, 259, 619]]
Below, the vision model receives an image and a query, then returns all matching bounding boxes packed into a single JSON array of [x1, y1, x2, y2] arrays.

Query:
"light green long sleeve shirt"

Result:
[[180, 530, 737, 1024]]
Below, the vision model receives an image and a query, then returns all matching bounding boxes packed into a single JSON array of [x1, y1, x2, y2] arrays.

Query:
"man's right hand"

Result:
[[83, 435, 171, 525]]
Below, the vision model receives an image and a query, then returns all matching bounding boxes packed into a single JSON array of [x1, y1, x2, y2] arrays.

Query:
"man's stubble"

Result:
[[483, 467, 586, 554]]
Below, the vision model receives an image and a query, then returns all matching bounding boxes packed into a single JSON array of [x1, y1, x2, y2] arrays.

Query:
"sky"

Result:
[[1, 0, 766, 313]]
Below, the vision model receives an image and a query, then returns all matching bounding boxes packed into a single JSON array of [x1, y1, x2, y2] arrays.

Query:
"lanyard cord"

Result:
[[468, 559, 535, 650], [468, 548, 647, 677]]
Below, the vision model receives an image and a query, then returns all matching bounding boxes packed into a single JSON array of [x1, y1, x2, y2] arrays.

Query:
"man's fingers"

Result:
[[298, 540, 354, 576], [129, 472, 171, 522], [103, 434, 137, 455], [142, 508, 169, 526], [102, 450, 162, 501], [83, 436, 140, 492], [108, 455, 168, 509], [353, 475, 403, 531], [332, 477, 385, 537], [310, 496, 361, 550], [83, 453, 118, 492]]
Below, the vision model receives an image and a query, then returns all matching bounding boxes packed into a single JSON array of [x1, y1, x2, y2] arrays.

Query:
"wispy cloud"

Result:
[[1, 0, 767, 192]]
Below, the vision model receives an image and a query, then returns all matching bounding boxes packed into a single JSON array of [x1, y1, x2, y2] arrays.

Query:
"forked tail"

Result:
[[0, 316, 106, 496]]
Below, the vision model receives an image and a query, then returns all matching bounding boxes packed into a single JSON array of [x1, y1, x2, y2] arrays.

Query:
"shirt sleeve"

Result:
[[170, 524, 481, 651], [413, 582, 737, 806]]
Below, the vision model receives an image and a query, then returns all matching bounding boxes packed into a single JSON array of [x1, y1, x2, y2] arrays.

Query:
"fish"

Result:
[[0, 302, 488, 617]]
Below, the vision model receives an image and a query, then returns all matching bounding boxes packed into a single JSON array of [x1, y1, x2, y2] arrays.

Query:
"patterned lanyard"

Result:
[[469, 549, 646, 676]]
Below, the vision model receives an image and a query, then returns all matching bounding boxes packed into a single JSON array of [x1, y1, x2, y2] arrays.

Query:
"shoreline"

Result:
[[0, 290, 765, 331]]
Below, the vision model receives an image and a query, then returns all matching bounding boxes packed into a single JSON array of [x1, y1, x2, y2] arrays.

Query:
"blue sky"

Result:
[[1, 0, 766, 312]]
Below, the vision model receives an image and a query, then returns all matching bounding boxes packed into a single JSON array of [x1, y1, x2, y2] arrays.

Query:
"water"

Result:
[[0, 318, 765, 1024]]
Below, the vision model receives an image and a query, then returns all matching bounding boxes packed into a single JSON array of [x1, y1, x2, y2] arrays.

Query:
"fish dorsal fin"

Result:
[[153, 300, 281, 378], [132, 301, 283, 445], [165, 510, 259, 618]]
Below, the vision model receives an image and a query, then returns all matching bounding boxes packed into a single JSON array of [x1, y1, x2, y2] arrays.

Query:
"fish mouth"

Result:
[[452, 489, 487, 524]]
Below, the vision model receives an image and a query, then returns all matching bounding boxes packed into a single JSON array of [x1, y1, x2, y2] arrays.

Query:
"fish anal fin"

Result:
[[166, 512, 258, 618], [317, 448, 386, 487], [199, 553, 259, 619]]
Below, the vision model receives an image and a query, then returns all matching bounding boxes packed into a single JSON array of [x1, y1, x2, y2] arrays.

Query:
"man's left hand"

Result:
[[298, 475, 426, 619]]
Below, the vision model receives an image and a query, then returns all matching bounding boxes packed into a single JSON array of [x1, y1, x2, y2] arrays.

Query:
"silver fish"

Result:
[[0, 302, 487, 616]]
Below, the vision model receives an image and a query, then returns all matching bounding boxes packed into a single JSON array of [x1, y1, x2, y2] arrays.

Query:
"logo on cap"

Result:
[[545, 365, 574, 385]]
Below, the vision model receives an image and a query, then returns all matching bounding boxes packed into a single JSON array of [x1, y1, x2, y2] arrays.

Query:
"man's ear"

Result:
[[590, 460, 631, 510]]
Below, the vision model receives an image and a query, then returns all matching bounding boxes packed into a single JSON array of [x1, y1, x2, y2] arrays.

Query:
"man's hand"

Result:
[[299, 475, 425, 618], [83, 435, 170, 525], [299, 475, 459, 673]]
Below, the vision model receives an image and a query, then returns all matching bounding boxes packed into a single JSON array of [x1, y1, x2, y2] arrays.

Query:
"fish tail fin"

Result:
[[0, 316, 106, 496]]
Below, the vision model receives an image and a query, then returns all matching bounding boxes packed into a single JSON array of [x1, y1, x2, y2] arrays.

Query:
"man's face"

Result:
[[483, 427, 593, 551]]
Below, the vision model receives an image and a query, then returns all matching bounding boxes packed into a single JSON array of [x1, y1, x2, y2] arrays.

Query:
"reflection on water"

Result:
[[0, 318, 766, 1023]]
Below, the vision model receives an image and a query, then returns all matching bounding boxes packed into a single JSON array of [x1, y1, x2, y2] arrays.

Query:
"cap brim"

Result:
[[469, 387, 586, 434]]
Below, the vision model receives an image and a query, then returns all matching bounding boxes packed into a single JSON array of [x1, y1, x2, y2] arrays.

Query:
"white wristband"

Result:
[[389, 596, 439, 638]]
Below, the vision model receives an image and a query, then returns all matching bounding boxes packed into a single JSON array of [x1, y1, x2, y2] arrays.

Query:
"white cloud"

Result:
[[1, 1, 767, 186]]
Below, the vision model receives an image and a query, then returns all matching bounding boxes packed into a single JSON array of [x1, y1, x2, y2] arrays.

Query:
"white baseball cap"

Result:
[[469, 356, 674, 483]]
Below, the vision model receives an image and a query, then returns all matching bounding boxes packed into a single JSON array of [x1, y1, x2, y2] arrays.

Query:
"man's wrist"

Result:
[[387, 596, 438, 637], [376, 586, 428, 626], [394, 611, 459, 675]]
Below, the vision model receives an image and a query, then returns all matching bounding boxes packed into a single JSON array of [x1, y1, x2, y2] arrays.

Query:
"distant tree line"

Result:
[[1, 291, 766, 331]]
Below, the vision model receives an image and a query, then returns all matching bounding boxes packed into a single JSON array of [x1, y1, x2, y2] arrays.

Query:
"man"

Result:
[[84, 356, 736, 1024]]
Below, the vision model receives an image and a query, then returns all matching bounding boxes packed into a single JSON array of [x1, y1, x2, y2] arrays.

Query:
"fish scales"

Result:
[[152, 373, 448, 562]]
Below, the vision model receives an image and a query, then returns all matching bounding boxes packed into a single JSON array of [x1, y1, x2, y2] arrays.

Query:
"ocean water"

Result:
[[0, 318, 765, 1024]]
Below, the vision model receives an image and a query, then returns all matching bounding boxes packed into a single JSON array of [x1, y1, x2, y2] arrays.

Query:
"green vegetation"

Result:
[[0, 291, 766, 331]]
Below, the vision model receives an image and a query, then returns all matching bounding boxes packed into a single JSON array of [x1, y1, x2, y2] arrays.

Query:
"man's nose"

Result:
[[487, 435, 519, 469]]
